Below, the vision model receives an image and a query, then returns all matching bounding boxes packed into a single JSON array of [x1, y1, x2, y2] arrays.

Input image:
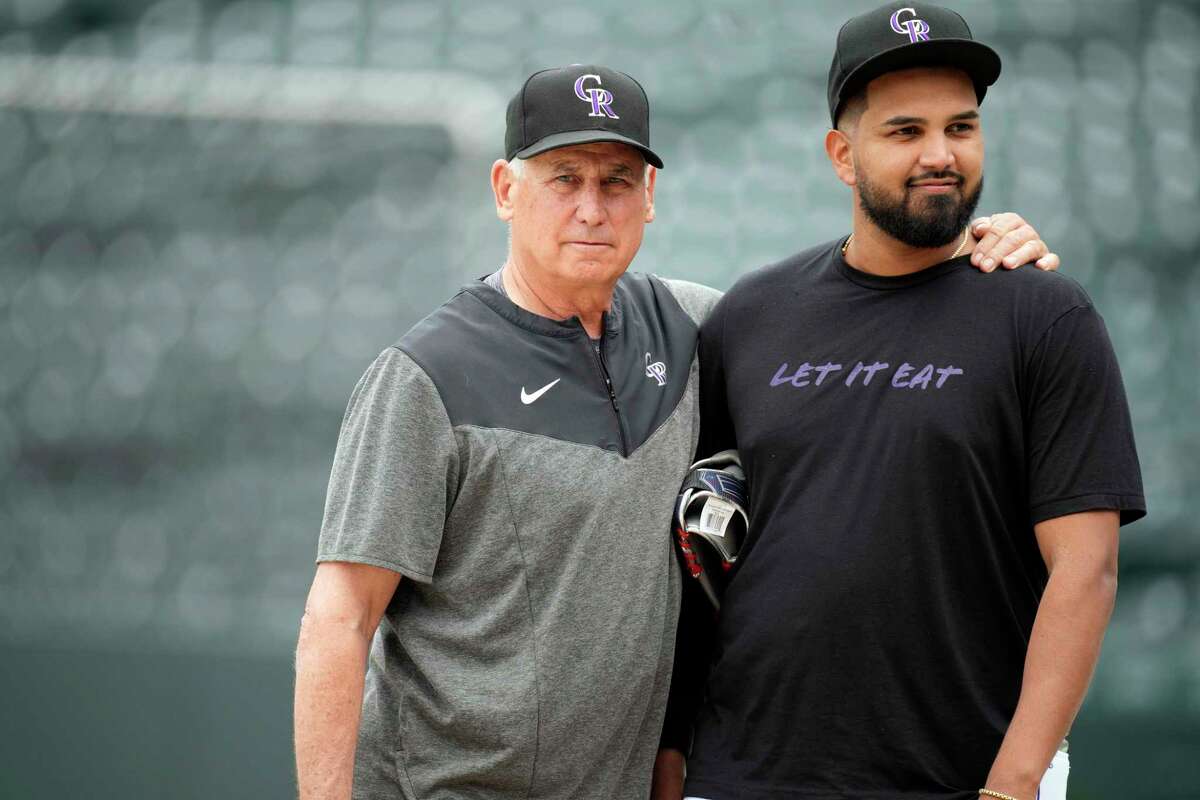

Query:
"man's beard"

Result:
[[856, 169, 983, 249]]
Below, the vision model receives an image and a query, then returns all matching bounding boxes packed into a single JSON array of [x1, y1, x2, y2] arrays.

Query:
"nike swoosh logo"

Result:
[[520, 378, 561, 405]]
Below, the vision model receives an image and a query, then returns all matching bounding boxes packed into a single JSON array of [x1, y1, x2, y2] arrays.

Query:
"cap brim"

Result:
[[514, 129, 664, 169], [836, 39, 1002, 124]]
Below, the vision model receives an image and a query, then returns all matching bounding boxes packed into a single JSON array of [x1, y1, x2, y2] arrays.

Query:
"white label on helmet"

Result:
[[699, 497, 736, 538]]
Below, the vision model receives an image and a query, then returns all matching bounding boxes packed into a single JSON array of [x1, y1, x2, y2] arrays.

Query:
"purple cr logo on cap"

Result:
[[574, 74, 620, 120], [890, 7, 931, 43]]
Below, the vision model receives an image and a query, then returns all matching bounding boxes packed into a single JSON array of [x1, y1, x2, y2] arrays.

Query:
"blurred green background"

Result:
[[0, 0, 1195, 797]]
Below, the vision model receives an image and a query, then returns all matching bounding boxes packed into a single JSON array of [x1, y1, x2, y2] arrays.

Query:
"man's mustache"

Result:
[[906, 171, 965, 187]]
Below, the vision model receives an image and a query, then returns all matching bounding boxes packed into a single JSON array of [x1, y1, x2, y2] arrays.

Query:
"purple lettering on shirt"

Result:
[[813, 362, 843, 386], [908, 364, 935, 390], [844, 362, 865, 387], [776, 359, 962, 390], [862, 362, 890, 385], [935, 366, 964, 388], [770, 363, 795, 387], [791, 362, 813, 387]]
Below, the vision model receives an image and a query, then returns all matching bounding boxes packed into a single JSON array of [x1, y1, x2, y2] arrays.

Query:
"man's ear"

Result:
[[825, 128, 857, 188], [644, 165, 657, 223], [491, 159, 516, 222]]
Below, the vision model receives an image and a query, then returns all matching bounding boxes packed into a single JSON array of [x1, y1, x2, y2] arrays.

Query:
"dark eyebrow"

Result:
[[609, 163, 636, 176], [547, 159, 580, 172], [881, 110, 979, 128], [881, 115, 925, 127]]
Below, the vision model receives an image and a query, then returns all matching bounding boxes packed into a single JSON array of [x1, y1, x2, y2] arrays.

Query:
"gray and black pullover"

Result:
[[317, 272, 720, 799]]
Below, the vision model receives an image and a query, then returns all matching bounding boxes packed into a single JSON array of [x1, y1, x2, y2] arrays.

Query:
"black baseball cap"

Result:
[[827, 2, 1002, 127], [505, 64, 664, 169]]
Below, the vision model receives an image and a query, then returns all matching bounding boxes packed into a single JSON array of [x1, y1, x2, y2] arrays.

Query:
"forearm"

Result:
[[660, 576, 717, 752], [651, 747, 686, 800], [294, 615, 372, 800], [984, 564, 1117, 798]]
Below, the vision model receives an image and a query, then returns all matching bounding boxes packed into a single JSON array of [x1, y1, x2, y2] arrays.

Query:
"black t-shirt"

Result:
[[669, 240, 1145, 800]]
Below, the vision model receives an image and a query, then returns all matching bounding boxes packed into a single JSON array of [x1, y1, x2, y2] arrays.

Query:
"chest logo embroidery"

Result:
[[645, 353, 667, 387], [520, 378, 561, 405]]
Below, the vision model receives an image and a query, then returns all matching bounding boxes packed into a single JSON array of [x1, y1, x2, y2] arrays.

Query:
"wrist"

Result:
[[980, 772, 1040, 800], [651, 749, 685, 797], [979, 789, 1035, 800], [985, 747, 1047, 800]]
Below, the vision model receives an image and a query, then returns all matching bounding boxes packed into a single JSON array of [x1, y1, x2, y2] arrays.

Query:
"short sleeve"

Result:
[[316, 347, 459, 582], [1025, 304, 1146, 527]]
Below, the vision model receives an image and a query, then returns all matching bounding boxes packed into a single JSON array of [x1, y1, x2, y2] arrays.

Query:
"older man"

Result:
[[657, 5, 1145, 800], [294, 63, 1056, 800]]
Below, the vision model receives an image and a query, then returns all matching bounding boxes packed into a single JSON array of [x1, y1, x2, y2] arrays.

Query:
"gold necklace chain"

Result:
[[842, 227, 971, 260], [950, 226, 971, 258]]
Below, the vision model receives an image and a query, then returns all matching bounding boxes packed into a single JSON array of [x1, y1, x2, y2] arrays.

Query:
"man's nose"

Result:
[[918, 133, 955, 171], [574, 183, 607, 226]]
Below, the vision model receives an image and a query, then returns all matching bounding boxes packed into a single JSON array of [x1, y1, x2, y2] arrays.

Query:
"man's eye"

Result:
[[555, 175, 575, 183], [949, 123, 975, 134], [895, 127, 918, 136]]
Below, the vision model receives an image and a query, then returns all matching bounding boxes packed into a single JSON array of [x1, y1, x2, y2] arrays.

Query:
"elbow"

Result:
[[294, 609, 374, 678], [1100, 566, 1118, 609], [1047, 552, 1118, 611], [296, 609, 319, 646], [294, 610, 321, 668], [1086, 568, 1118, 620], [1097, 540, 1119, 604], [1086, 551, 1118, 599], [295, 562, 398, 664], [296, 604, 376, 650], [1077, 555, 1118, 612]]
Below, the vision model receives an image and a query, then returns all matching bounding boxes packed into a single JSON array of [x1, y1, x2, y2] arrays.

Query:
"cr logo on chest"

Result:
[[769, 360, 964, 390]]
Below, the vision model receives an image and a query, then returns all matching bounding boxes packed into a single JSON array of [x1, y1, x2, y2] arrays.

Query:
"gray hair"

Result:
[[507, 157, 529, 179]]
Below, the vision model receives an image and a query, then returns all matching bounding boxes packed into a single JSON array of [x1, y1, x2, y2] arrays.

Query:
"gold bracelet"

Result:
[[979, 789, 1024, 800]]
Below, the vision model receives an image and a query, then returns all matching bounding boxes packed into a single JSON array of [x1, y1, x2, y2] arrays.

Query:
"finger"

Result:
[[970, 216, 993, 234], [969, 217, 994, 264], [971, 213, 1023, 267], [1001, 239, 1047, 269], [986, 211, 1024, 233], [987, 223, 1038, 268], [977, 226, 1032, 271], [1035, 252, 1061, 272]]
